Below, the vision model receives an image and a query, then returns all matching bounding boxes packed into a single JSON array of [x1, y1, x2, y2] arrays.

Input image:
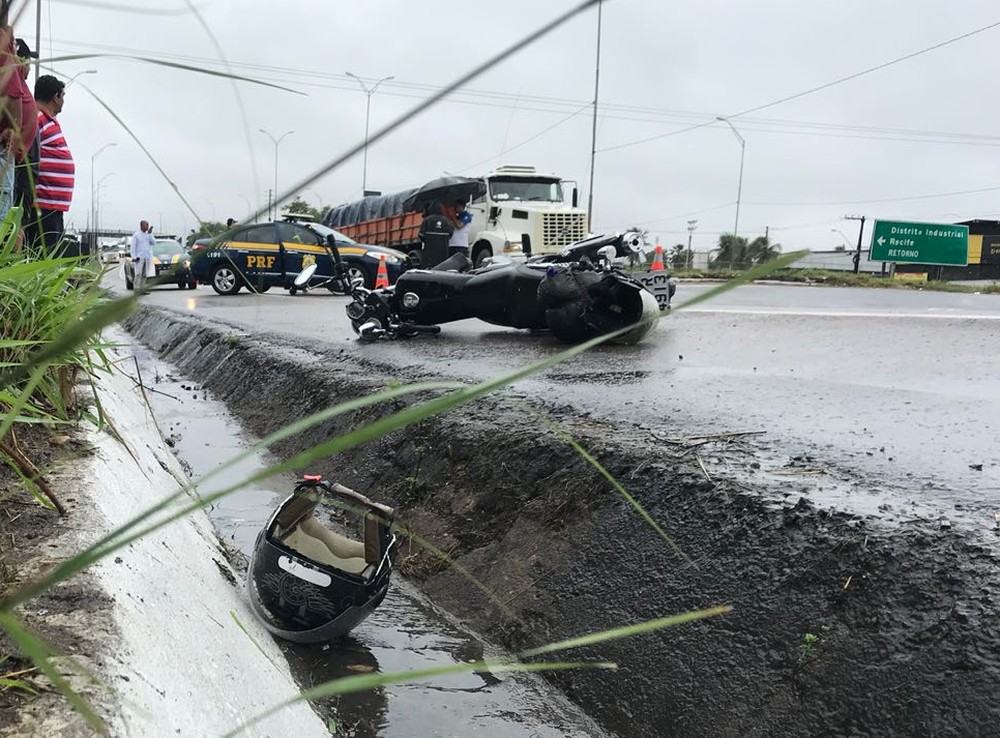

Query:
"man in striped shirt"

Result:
[[27, 75, 74, 255]]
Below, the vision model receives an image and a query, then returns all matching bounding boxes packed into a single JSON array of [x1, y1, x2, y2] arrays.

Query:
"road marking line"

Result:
[[679, 308, 1000, 320]]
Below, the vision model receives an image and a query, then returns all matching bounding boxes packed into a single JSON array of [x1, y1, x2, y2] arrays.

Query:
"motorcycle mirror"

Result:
[[294, 263, 318, 287]]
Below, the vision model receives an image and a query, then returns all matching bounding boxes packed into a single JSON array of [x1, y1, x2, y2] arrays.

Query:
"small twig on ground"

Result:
[[0, 436, 66, 516], [695, 453, 713, 483], [112, 358, 180, 402], [628, 460, 651, 479], [499, 564, 562, 608], [0, 666, 38, 680], [675, 430, 766, 444]]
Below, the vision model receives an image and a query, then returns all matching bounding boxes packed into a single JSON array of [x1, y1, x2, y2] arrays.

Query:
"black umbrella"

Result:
[[403, 176, 486, 212]]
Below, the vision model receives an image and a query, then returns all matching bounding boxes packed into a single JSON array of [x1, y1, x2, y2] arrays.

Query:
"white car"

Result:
[[99, 240, 127, 264]]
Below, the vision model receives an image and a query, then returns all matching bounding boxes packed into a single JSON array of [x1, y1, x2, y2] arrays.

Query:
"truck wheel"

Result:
[[472, 242, 493, 268]]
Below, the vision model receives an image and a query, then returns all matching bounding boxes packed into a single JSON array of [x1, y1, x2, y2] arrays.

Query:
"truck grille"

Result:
[[542, 212, 587, 249]]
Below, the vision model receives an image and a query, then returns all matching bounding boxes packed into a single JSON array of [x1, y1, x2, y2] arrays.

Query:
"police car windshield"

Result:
[[307, 223, 357, 245], [153, 239, 184, 257]]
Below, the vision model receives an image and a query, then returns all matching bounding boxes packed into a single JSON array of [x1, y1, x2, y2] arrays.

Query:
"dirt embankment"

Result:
[[121, 306, 1000, 738]]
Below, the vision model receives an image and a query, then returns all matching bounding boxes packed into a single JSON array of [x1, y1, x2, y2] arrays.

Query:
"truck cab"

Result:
[[466, 165, 588, 267]]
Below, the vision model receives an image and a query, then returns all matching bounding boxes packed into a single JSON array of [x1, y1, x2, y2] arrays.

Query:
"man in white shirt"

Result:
[[447, 199, 472, 258], [129, 219, 156, 291]]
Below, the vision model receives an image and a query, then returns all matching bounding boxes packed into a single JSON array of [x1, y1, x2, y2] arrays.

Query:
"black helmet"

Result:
[[248, 475, 397, 643]]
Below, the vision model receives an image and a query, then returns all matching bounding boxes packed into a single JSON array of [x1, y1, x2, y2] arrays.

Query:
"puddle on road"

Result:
[[123, 336, 610, 738]]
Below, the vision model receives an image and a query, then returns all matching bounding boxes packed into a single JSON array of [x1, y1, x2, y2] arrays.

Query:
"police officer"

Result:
[[417, 200, 452, 268]]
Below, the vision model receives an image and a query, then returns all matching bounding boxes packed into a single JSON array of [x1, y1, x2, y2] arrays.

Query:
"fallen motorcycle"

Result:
[[247, 475, 398, 643], [335, 232, 672, 345]]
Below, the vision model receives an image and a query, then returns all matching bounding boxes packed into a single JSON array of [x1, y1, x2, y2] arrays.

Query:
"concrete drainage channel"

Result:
[[126, 341, 610, 738], [121, 305, 1000, 738]]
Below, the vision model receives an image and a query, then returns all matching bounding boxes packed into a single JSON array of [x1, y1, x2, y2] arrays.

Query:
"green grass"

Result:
[[0, 207, 114, 509]]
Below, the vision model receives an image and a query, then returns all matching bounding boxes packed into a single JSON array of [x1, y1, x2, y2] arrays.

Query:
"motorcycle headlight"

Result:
[[183, 259, 190, 268], [401, 292, 420, 309], [367, 252, 400, 264]]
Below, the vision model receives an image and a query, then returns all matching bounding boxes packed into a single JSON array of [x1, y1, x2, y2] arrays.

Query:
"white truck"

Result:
[[465, 165, 589, 266]]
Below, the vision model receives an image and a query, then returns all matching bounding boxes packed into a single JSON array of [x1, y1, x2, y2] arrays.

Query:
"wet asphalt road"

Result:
[[120, 274, 1000, 531]]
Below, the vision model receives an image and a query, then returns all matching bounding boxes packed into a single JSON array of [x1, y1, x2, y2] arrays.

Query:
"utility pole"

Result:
[[34, 0, 41, 84], [844, 214, 866, 274], [686, 219, 698, 269], [266, 189, 273, 220], [585, 0, 603, 233]]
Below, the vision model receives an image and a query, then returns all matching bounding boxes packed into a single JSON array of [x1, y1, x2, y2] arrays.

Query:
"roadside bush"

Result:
[[0, 207, 110, 505]]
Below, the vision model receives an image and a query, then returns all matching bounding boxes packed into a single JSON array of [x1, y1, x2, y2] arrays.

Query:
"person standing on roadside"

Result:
[[0, 3, 38, 228], [12, 38, 38, 226], [447, 198, 472, 258], [28, 75, 73, 254], [129, 219, 155, 291]]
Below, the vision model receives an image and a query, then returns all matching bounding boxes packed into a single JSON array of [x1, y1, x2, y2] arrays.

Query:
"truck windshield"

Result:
[[488, 177, 563, 203]]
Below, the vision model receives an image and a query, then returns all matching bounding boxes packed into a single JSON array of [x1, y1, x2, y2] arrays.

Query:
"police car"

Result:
[[189, 214, 409, 296]]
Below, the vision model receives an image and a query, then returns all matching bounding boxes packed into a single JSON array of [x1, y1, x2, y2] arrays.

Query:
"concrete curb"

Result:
[[50, 331, 329, 738]]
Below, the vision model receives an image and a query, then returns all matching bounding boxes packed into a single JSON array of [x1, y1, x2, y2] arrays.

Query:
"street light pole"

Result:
[[686, 219, 698, 269], [95, 172, 114, 234], [716, 116, 745, 238], [345, 72, 394, 195], [259, 128, 294, 219], [237, 194, 251, 223], [90, 142, 116, 241], [831, 228, 853, 248], [65, 69, 97, 88]]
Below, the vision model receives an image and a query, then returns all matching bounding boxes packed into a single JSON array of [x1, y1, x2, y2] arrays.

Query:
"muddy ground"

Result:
[[0, 425, 121, 737], [120, 306, 1000, 738]]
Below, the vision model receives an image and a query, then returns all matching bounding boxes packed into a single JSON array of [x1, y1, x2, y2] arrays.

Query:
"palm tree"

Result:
[[747, 235, 780, 264], [710, 233, 781, 270]]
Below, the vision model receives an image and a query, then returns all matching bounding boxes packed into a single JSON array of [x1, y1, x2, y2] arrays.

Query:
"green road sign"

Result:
[[869, 220, 968, 266]]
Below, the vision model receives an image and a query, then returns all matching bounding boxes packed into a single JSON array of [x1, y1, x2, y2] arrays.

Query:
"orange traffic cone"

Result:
[[374, 254, 390, 288], [650, 243, 665, 271]]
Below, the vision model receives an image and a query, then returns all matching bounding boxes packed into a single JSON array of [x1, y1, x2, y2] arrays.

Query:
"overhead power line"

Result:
[[48, 38, 1000, 150], [598, 18, 1000, 153], [746, 183, 1000, 208]]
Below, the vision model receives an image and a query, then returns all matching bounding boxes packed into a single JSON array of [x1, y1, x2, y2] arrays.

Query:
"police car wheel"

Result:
[[211, 265, 241, 295], [348, 265, 371, 289]]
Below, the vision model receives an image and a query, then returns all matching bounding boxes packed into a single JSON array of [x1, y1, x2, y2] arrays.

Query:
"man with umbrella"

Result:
[[417, 200, 452, 268], [405, 175, 485, 266]]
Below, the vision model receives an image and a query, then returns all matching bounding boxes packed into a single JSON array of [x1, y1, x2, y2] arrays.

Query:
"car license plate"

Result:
[[633, 270, 672, 311]]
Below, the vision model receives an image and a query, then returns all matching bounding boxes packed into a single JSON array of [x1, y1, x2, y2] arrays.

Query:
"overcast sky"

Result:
[[16, 0, 1000, 252]]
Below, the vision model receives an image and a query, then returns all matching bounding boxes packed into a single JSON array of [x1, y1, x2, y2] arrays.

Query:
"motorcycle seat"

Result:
[[430, 252, 473, 273]]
